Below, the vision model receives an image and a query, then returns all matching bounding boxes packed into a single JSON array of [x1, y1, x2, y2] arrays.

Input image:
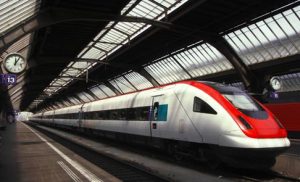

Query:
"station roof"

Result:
[[0, 0, 299, 112]]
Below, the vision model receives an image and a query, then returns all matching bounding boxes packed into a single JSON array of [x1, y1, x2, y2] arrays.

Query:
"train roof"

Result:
[[199, 81, 243, 94]]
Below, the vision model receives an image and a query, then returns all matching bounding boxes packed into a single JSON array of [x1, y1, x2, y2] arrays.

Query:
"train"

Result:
[[30, 81, 290, 168]]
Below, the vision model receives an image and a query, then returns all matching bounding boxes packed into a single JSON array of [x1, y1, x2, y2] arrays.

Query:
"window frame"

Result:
[[193, 96, 217, 115]]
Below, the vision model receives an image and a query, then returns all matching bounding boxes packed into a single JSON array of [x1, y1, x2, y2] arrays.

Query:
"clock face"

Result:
[[270, 77, 281, 91], [4, 54, 27, 74]]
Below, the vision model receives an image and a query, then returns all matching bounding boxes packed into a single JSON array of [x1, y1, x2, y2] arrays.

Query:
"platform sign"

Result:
[[0, 74, 17, 85], [269, 91, 279, 99]]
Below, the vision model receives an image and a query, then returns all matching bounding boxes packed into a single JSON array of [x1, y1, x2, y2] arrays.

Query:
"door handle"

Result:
[[152, 123, 157, 129]]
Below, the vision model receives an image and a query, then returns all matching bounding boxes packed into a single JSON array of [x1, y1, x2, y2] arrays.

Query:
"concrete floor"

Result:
[[273, 139, 300, 179], [0, 121, 120, 182], [29, 123, 300, 181], [1, 121, 299, 182]]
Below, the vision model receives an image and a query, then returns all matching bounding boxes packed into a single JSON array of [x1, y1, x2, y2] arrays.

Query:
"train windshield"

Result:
[[222, 93, 268, 119], [222, 93, 263, 111], [201, 81, 267, 119]]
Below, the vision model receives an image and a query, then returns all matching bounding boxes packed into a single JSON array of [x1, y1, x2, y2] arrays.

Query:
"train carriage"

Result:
[[30, 81, 290, 168]]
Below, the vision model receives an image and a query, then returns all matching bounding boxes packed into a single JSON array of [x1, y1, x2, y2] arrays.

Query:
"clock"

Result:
[[270, 76, 282, 91], [3, 53, 27, 74]]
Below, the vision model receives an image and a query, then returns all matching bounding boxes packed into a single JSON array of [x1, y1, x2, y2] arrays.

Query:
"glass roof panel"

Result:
[[144, 42, 232, 84], [81, 47, 105, 59], [77, 93, 91, 103], [124, 71, 153, 90], [158, 0, 173, 7], [98, 84, 116, 97], [144, 57, 191, 85], [109, 76, 136, 94], [89, 86, 108, 99], [121, 0, 138, 14], [57, 102, 66, 108], [114, 22, 143, 35], [69, 97, 81, 105], [279, 72, 300, 92], [60, 100, 69, 107], [82, 92, 95, 101], [224, 5, 300, 65], [62, 69, 81, 76], [39, 0, 188, 99], [0, 0, 41, 34], [71, 61, 91, 69], [53, 79, 66, 86]]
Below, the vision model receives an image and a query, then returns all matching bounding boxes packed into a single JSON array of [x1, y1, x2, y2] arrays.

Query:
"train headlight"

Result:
[[238, 116, 252, 130]]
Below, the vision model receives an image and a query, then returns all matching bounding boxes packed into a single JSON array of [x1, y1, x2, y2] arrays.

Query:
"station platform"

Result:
[[0, 121, 120, 182], [1, 121, 300, 182], [0, 121, 226, 182]]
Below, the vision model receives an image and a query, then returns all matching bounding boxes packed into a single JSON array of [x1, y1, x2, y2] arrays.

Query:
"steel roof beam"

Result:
[[206, 36, 261, 93]]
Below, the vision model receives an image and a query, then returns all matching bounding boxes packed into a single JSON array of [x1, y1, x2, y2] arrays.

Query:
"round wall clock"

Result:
[[3, 53, 27, 74], [270, 76, 282, 91]]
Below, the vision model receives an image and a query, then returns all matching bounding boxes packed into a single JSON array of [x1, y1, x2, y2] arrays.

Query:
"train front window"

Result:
[[223, 93, 268, 119], [201, 81, 267, 119], [223, 93, 263, 111]]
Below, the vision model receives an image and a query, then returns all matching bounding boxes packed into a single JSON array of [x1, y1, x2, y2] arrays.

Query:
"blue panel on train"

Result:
[[158, 104, 168, 121]]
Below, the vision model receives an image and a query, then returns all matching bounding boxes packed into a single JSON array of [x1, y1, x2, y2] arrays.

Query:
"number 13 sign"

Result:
[[0, 74, 17, 85]]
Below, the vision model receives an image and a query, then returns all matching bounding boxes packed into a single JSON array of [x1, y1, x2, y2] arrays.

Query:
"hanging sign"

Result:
[[0, 74, 17, 85]]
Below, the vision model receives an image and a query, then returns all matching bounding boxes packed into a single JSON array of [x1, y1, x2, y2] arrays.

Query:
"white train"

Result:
[[30, 81, 290, 168]]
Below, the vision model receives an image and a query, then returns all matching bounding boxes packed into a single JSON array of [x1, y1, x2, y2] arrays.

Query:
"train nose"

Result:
[[233, 113, 288, 138], [221, 129, 291, 149], [248, 116, 288, 138]]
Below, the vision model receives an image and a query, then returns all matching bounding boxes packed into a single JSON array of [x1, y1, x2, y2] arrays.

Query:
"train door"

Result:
[[78, 111, 83, 128], [52, 110, 55, 125], [150, 94, 167, 138], [41, 112, 45, 120], [78, 104, 85, 128]]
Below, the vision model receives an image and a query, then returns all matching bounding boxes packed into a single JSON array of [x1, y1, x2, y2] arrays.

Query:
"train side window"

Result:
[[108, 110, 117, 120], [193, 97, 217, 114], [119, 109, 127, 120], [140, 107, 149, 121], [134, 108, 141, 120], [92, 112, 96, 119], [98, 111, 104, 120], [126, 108, 135, 120], [103, 110, 109, 120]]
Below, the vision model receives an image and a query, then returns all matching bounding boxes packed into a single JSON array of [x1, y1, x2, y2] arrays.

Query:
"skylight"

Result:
[[144, 42, 232, 84], [0, 0, 41, 34], [224, 5, 300, 65], [31, 0, 188, 109]]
